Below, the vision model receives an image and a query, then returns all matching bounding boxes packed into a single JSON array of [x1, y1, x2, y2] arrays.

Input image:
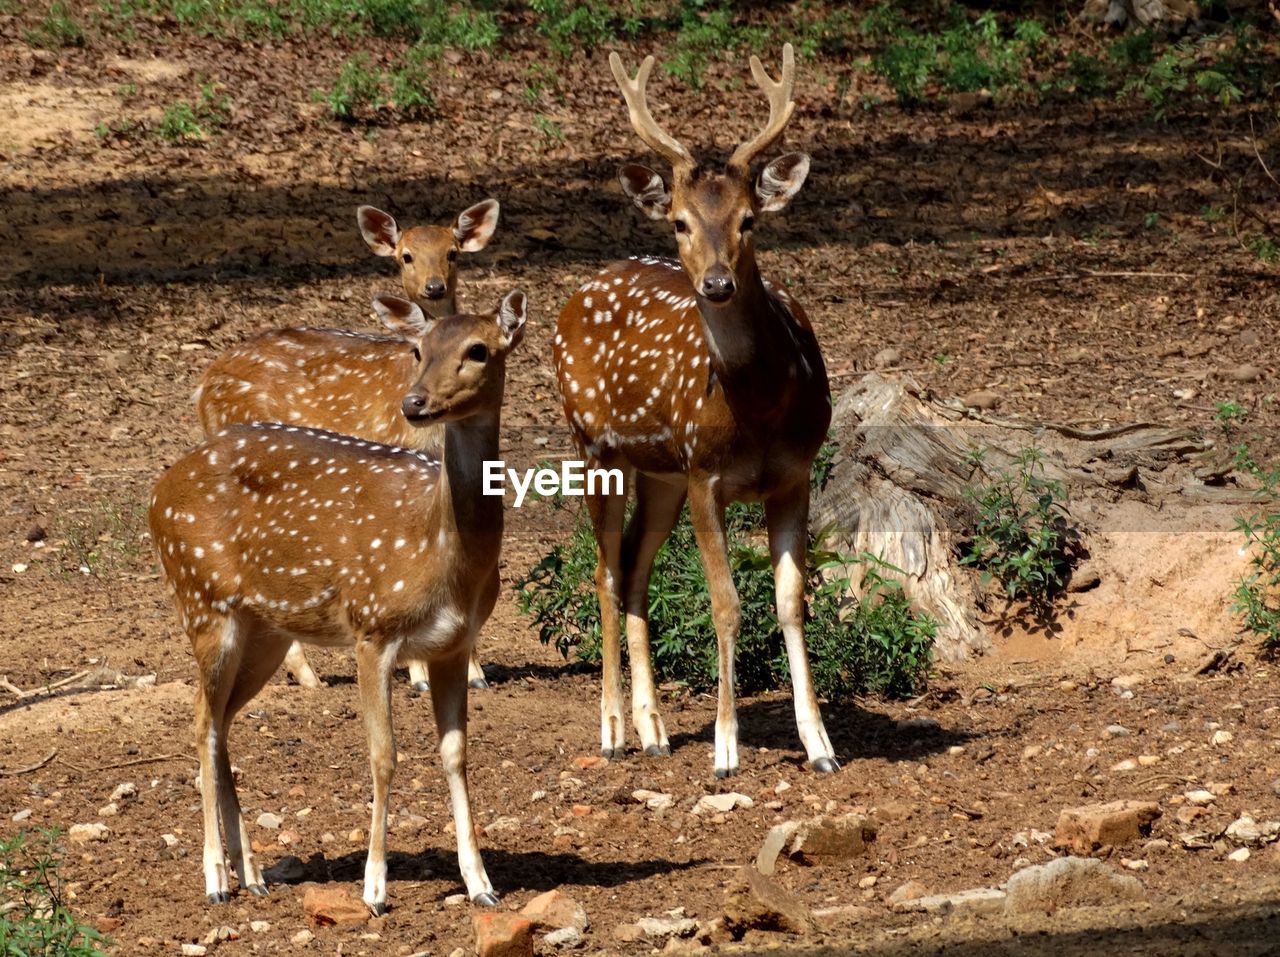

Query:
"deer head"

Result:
[[610, 45, 809, 304]]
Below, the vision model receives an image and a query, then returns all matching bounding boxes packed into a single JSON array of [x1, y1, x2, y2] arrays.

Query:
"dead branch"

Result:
[[0, 750, 57, 776]]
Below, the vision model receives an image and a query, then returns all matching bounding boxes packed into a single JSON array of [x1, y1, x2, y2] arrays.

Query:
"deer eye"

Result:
[[401, 252, 413, 265], [466, 343, 488, 363], [740, 216, 755, 234], [447, 249, 459, 262], [673, 219, 689, 235]]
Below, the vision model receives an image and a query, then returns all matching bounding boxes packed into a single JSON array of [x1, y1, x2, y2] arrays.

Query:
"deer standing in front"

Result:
[[151, 290, 526, 911], [196, 199, 499, 691], [553, 45, 838, 777]]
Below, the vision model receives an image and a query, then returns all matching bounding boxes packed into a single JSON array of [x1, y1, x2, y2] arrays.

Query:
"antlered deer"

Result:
[[553, 45, 838, 777], [196, 199, 499, 691], [151, 290, 526, 911]]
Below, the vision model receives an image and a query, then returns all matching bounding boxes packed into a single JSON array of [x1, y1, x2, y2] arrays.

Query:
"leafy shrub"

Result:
[[960, 446, 1073, 602], [518, 483, 935, 702], [663, 4, 763, 91], [0, 829, 107, 955], [530, 0, 618, 57], [317, 51, 434, 120], [1222, 402, 1280, 652], [155, 83, 229, 142], [25, 1, 85, 47]]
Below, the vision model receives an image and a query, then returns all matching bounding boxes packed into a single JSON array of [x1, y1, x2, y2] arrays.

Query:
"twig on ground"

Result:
[[0, 750, 57, 776]]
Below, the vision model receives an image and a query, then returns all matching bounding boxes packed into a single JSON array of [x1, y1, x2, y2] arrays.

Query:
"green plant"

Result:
[[1248, 237, 1279, 263], [317, 51, 435, 120], [1222, 402, 1280, 651], [54, 497, 148, 577], [533, 113, 564, 143], [518, 487, 935, 701], [155, 82, 229, 142], [960, 446, 1072, 602], [530, 0, 617, 57], [25, 1, 85, 47], [0, 829, 107, 955], [317, 54, 385, 119], [663, 4, 763, 92]]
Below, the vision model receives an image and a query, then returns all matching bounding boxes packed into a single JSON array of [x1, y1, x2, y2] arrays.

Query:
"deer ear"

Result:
[[358, 206, 401, 257], [372, 295, 431, 339], [454, 198, 500, 253], [496, 289, 527, 349], [618, 164, 671, 221], [755, 153, 810, 212]]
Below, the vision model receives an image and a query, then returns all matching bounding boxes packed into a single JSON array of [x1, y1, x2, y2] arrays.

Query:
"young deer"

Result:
[[195, 198, 499, 692], [553, 44, 838, 777], [151, 290, 526, 912], [357, 199, 500, 317]]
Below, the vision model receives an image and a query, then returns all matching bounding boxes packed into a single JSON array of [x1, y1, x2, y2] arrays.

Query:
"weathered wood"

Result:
[[812, 374, 1220, 661]]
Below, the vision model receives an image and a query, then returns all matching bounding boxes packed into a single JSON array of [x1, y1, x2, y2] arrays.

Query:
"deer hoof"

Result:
[[207, 891, 231, 905], [643, 744, 670, 758], [812, 756, 841, 774], [600, 747, 620, 759], [410, 680, 431, 694], [468, 677, 489, 690], [368, 901, 389, 917], [472, 891, 500, 907], [714, 766, 738, 779], [246, 883, 269, 897]]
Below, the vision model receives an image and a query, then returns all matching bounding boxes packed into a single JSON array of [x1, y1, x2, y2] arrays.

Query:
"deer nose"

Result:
[[401, 393, 428, 419], [700, 273, 735, 303], [423, 279, 446, 300]]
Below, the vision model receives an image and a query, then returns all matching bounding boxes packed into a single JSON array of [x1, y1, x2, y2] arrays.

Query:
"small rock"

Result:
[[572, 756, 608, 770], [873, 347, 901, 368], [632, 789, 675, 811], [637, 916, 698, 939], [291, 929, 315, 946], [961, 390, 1000, 411], [891, 887, 1006, 916], [474, 912, 534, 957], [68, 823, 109, 843], [1004, 857, 1145, 915], [249, 920, 271, 933], [278, 829, 300, 846], [180, 946, 207, 957], [1225, 816, 1280, 846], [1110, 758, 1138, 772], [544, 927, 582, 948], [25, 525, 46, 543], [445, 893, 468, 907], [1121, 858, 1149, 871], [886, 880, 929, 906], [12, 809, 32, 823], [1110, 673, 1144, 690], [1185, 790, 1217, 806], [161, 833, 179, 848], [1055, 800, 1162, 854], [786, 814, 878, 864], [1210, 730, 1234, 746], [520, 889, 588, 932], [1104, 725, 1130, 737], [256, 812, 283, 830], [110, 782, 138, 803], [613, 923, 645, 943], [484, 816, 521, 836], [723, 865, 814, 937], [1138, 755, 1161, 767], [858, 875, 878, 889], [1224, 364, 1262, 383], [1228, 847, 1251, 862], [695, 792, 753, 815], [304, 885, 370, 926]]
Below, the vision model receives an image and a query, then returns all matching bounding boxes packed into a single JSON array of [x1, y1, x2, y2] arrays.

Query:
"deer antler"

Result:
[[609, 52, 695, 174], [728, 43, 797, 172]]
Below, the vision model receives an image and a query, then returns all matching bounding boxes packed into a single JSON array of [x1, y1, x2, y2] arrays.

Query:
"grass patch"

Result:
[[25, 1, 86, 47], [52, 496, 149, 578], [0, 829, 107, 955], [316, 48, 436, 121], [155, 82, 230, 142]]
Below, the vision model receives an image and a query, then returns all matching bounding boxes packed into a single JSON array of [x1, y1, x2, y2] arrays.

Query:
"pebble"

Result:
[[291, 929, 315, 945], [249, 921, 271, 933], [12, 809, 32, 822], [1210, 730, 1234, 746], [544, 927, 583, 948], [695, 792, 753, 815], [1225, 364, 1262, 383], [1121, 859, 1149, 871], [68, 823, 109, 843], [180, 946, 207, 957], [256, 812, 283, 830], [1104, 725, 1130, 737], [873, 347, 901, 368], [1185, 790, 1217, 806], [1228, 847, 1251, 862], [858, 875, 878, 889], [633, 789, 675, 811], [1110, 759, 1138, 772], [98, 802, 119, 817], [444, 893, 468, 907], [111, 782, 138, 803]]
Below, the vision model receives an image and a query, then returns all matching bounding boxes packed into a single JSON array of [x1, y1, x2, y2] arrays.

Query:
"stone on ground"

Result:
[[303, 885, 369, 926], [1055, 800, 1162, 854], [473, 912, 534, 957], [723, 865, 814, 937], [890, 887, 1006, 916], [1004, 857, 1145, 915], [519, 889, 588, 932]]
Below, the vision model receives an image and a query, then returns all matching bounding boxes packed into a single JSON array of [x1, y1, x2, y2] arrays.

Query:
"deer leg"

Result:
[[427, 648, 496, 905], [406, 658, 431, 693], [586, 475, 629, 758], [218, 621, 291, 896], [766, 487, 839, 773], [282, 641, 322, 689], [354, 637, 401, 916], [466, 652, 488, 690], [192, 614, 244, 904], [622, 474, 686, 757], [687, 478, 741, 778]]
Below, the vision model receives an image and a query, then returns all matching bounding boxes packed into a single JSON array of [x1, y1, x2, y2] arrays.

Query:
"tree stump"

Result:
[[811, 374, 1250, 661]]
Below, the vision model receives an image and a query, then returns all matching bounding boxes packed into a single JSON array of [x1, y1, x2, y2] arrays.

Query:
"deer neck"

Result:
[[433, 409, 503, 558], [696, 261, 803, 392]]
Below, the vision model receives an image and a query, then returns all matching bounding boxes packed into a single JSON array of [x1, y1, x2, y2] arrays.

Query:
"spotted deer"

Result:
[[552, 44, 838, 777], [195, 198, 500, 692], [151, 290, 526, 912]]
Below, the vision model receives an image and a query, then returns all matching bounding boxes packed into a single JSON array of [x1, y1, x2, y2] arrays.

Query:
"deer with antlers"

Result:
[[552, 45, 838, 777], [151, 290, 526, 911], [196, 199, 499, 692]]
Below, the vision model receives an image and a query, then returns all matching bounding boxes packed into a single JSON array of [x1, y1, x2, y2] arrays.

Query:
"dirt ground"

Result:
[[3, 9, 1280, 956]]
